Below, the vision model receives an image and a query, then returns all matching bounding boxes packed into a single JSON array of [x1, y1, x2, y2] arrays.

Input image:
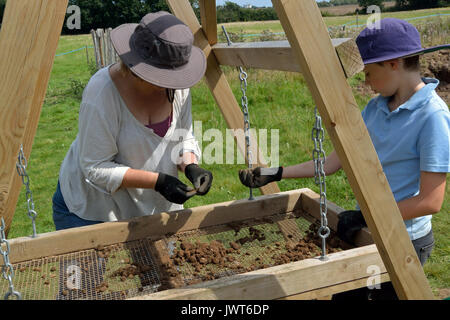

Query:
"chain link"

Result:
[[312, 107, 330, 261], [0, 218, 22, 300], [16, 144, 38, 238], [222, 26, 254, 200]]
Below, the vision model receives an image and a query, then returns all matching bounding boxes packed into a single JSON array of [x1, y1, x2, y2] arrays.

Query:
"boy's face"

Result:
[[363, 61, 400, 97]]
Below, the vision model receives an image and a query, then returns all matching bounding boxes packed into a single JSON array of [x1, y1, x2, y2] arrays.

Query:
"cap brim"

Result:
[[363, 44, 450, 65], [405, 44, 450, 57], [110, 24, 206, 89]]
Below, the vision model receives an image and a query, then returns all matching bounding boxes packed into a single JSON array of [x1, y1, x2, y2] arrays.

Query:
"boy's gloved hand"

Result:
[[155, 173, 196, 204], [238, 166, 283, 188], [337, 210, 367, 245], [184, 164, 213, 195]]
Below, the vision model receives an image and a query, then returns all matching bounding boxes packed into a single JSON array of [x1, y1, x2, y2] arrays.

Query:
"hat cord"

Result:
[[166, 88, 175, 104]]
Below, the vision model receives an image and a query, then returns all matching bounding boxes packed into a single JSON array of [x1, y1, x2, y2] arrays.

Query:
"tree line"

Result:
[[62, 0, 278, 33], [317, 0, 359, 7], [1, 0, 449, 33]]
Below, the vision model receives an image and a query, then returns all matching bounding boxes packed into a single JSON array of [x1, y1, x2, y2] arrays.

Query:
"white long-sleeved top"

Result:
[[58, 66, 201, 222]]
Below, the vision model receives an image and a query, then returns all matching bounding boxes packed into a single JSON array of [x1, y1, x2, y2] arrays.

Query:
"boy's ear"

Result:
[[386, 58, 400, 70]]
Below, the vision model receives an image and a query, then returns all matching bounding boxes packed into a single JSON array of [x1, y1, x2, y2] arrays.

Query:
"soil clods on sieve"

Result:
[[164, 222, 344, 288]]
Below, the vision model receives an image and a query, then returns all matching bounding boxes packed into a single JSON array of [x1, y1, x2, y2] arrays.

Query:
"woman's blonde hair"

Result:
[[119, 59, 131, 77]]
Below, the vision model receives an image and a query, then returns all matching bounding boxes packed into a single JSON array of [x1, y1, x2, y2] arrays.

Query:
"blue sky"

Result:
[[216, 0, 325, 7]]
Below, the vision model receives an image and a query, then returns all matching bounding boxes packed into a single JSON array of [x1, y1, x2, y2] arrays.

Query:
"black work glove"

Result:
[[238, 166, 283, 188], [154, 173, 196, 204], [184, 164, 213, 195], [337, 210, 367, 245]]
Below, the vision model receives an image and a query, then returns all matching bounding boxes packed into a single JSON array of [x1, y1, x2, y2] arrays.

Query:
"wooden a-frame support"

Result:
[[0, 0, 69, 236], [0, 0, 434, 300]]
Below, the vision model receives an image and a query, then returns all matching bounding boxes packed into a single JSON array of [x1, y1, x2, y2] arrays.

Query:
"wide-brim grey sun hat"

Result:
[[356, 18, 449, 65], [110, 11, 206, 89]]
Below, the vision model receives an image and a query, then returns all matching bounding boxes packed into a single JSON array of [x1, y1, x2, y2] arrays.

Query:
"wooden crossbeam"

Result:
[[213, 39, 364, 78], [166, 0, 280, 195], [272, 0, 434, 299], [0, 0, 69, 235]]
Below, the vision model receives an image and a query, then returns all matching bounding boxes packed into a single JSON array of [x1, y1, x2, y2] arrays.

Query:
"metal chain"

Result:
[[0, 218, 22, 300], [16, 144, 38, 238], [222, 26, 254, 200], [312, 107, 330, 261]]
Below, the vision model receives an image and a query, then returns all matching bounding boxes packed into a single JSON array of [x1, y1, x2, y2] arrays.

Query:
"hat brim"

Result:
[[110, 24, 206, 89], [362, 44, 450, 65]]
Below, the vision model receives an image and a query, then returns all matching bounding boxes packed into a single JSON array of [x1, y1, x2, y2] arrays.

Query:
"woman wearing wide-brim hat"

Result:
[[52, 11, 213, 230]]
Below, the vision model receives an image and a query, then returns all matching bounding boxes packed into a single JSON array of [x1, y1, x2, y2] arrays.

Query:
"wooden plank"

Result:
[[129, 244, 386, 300], [271, 0, 434, 300], [213, 39, 363, 78], [199, 0, 217, 45], [0, 0, 69, 235], [279, 273, 390, 300], [8, 188, 311, 264], [166, 0, 279, 196]]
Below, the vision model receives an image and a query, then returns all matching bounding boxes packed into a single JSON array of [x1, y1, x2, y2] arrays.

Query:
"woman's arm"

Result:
[[282, 150, 342, 179], [398, 171, 447, 220], [120, 168, 159, 189], [178, 152, 198, 173]]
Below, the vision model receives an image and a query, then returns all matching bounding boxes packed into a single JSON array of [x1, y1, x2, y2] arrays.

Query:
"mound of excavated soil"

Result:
[[421, 51, 449, 104]]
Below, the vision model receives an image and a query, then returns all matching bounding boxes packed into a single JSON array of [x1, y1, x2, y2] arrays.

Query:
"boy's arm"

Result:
[[283, 150, 342, 178], [238, 150, 341, 188], [397, 171, 447, 220]]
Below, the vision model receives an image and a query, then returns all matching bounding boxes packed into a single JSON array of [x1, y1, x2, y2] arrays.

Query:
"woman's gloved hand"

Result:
[[238, 166, 283, 188], [154, 172, 196, 204], [184, 164, 213, 195]]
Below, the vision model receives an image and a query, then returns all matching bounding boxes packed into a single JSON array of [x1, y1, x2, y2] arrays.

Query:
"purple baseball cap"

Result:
[[356, 18, 449, 65]]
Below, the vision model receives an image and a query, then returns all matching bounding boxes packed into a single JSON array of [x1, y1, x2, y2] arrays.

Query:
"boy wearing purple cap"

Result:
[[239, 18, 449, 299]]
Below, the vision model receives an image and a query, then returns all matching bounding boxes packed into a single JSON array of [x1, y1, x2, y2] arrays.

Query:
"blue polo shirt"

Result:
[[361, 78, 450, 240]]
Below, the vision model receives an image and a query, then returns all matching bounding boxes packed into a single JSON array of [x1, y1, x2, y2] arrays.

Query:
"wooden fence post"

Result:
[[90, 29, 101, 69]]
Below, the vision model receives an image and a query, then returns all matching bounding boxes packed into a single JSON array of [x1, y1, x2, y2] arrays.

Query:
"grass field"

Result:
[[220, 6, 450, 31], [6, 8, 449, 298], [319, 1, 396, 16]]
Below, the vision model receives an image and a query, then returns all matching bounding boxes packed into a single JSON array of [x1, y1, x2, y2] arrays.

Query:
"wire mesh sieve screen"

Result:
[[1, 213, 344, 300], [0, 239, 161, 300]]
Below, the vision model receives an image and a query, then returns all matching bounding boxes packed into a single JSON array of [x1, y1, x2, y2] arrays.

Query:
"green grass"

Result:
[[219, 7, 450, 33], [7, 11, 449, 298]]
